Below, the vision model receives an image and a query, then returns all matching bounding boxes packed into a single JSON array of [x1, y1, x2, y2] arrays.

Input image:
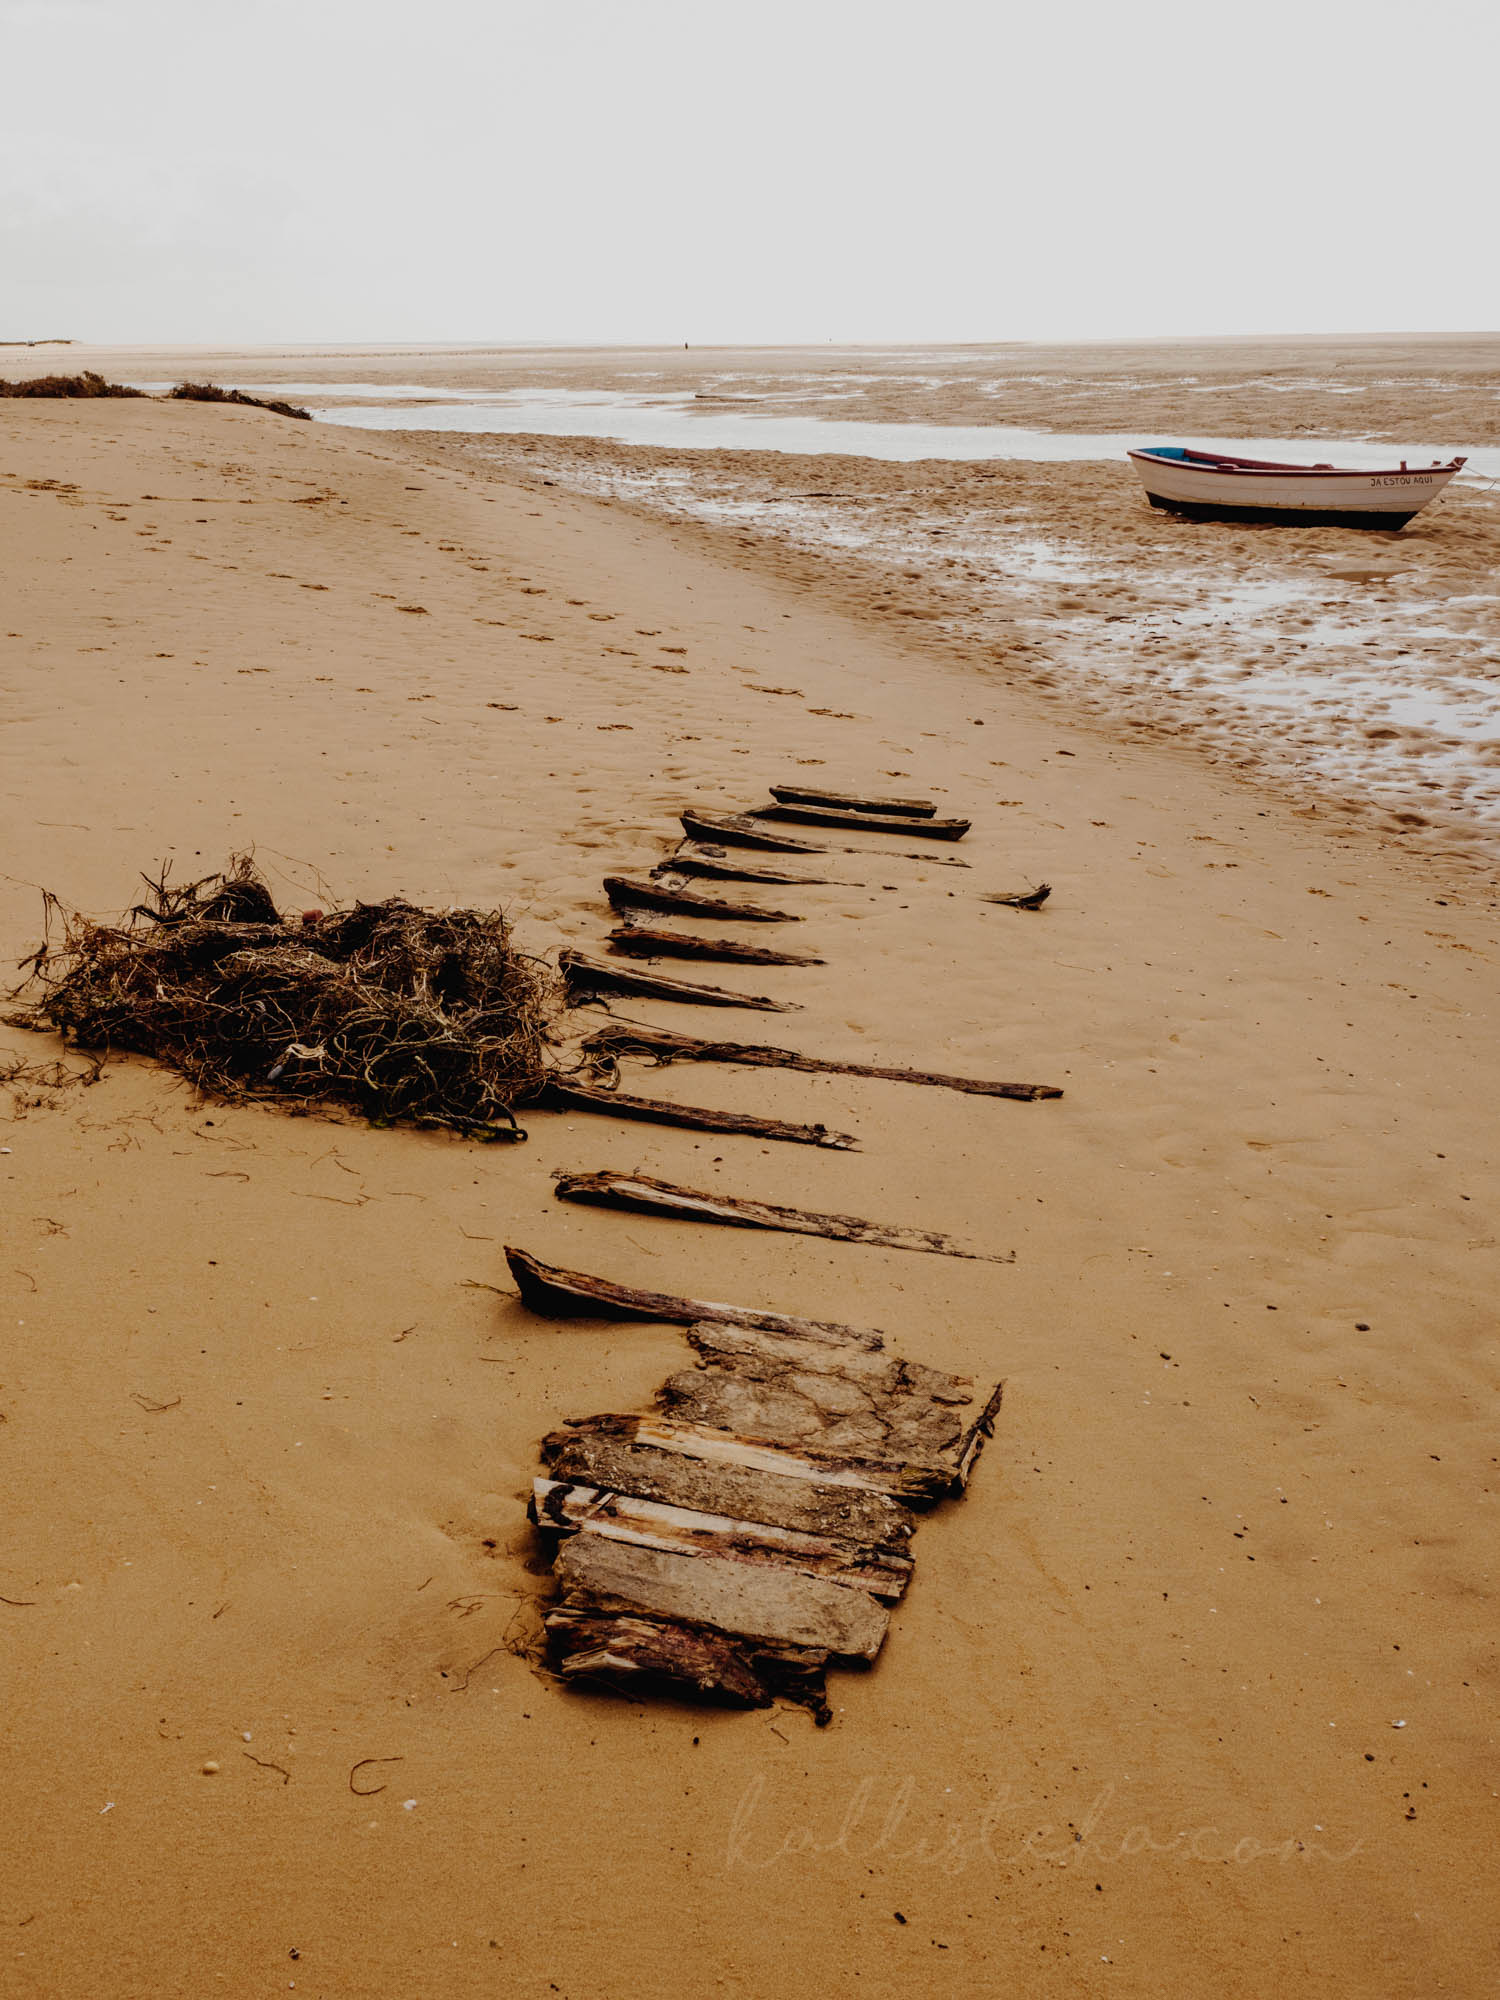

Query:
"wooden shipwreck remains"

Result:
[[754, 802, 971, 841], [559, 949, 800, 1012], [512, 1257, 1004, 1720], [553, 1168, 1006, 1261], [769, 783, 936, 818], [539, 1081, 858, 1150], [604, 927, 824, 967], [580, 1021, 1064, 1101], [604, 876, 803, 923]]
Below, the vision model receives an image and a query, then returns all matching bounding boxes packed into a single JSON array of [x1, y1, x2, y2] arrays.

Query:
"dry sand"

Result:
[[2, 377, 1498, 1998]]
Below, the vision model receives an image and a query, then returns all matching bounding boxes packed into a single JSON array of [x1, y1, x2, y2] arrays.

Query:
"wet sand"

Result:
[[2, 368, 1498, 1998]]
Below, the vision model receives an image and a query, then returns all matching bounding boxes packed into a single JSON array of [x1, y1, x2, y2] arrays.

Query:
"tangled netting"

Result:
[[11, 859, 559, 1138]]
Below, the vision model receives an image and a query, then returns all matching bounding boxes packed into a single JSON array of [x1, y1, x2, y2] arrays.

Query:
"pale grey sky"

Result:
[[2, 0, 1495, 345]]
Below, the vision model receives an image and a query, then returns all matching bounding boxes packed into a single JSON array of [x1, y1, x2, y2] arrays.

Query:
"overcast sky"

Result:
[[2, 0, 1495, 346]]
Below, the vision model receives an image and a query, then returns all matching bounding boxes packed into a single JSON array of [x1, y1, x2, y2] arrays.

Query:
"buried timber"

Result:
[[9, 857, 559, 1137]]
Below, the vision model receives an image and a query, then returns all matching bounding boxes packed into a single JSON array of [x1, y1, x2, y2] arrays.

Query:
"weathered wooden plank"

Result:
[[755, 803, 970, 840], [559, 950, 800, 1013], [552, 1536, 891, 1660], [657, 1370, 965, 1500], [553, 1169, 1005, 1261], [624, 1415, 944, 1504], [539, 1081, 857, 1150], [684, 1321, 979, 1403], [540, 1425, 918, 1544], [530, 1479, 914, 1600], [580, 1022, 1064, 1100], [605, 875, 802, 923], [661, 847, 851, 887], [605, 927, 824, 967], [680, 808, 828, 853], [504, 1246, 885, 1348], [770, 783, 936, 817]]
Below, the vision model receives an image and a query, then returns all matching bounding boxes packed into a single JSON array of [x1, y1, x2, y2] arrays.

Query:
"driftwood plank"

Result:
[[770, 783, 936, 817], [539, 1080, 858, 1150], [580, 1022, 1063, 1100], [662, 847, 851, 887], [540, 1426, 917, 1544], [605, 876, 802, 923], [755, 803, 970, 840], [623, 1416, 942, 1503], [504, 1246, 885, 1348], [560, 950, 800, 1012], [680, 808, 827, 853], [530, 1479, 914, 1600], [553, 1169, 1005, 1262], [552, 1537, 891, 1660], [606, 927, 824, 967]]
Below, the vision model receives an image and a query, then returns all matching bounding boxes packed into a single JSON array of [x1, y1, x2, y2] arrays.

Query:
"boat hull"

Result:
[[1143, 492, 1424, 531], [1129, 450, 1462, 530]]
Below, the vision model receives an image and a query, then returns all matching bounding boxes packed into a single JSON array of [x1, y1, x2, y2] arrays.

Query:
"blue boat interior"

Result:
[[1141, 446, 1189, 459]]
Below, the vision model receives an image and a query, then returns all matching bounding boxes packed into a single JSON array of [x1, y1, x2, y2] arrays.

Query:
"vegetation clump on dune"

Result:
[[0, 372, 311, 418], [0, 370, 145, 398], [11, 858, 559, 1138], [168, 381, 312, 420]]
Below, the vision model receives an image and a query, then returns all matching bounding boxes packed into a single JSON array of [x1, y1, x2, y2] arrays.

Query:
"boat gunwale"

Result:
[[1127, 446, 1466, 480]]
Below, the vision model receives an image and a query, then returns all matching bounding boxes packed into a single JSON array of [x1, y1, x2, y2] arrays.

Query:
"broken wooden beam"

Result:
[[540, 1422, 917, 1545], [680, 808, 828, 853], [551, 1536, 891, 1660], [538, 1080, 858, 1150], [754, 802, 970, 840], [605, 927, 824, 967], [605, 875, 802, 923], [503, 1246, 885, 1347], [770, 783, 936, 817], [580, 1022, 1063, 1100], [530, 1479, 914, 1600], [982, 883, 1052, 910], [559, 950, 800, 1012], [553, 1169, 1006, 1262]]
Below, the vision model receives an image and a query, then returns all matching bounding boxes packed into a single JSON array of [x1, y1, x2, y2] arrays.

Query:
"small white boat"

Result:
[[1127, 445, 1466, 530]]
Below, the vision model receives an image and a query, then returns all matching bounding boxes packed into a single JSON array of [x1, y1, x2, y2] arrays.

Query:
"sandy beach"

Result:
[[3, 348, 1498, 1997]]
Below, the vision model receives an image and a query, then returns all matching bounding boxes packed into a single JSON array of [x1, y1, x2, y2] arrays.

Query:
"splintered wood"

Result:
[[526, 1303, 1003, 1722]]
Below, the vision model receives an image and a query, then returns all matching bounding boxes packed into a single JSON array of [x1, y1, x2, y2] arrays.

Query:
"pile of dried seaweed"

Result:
[[11, 859, 557, 1138]]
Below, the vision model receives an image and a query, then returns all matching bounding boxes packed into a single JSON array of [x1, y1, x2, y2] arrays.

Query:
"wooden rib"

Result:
[[530, 1479, 914, 1600], [540, 1426, 916, 1544], [754, 803, 970, 840], [770, 783, 935, 817], [559, 950, 799, 1012], [553, 1169, 1006, 1261], [660, 847, 852, 887], [680, 807, 828, 852], [552, 1536, 891, 1660], [504, 1246, 885, 1348], [539, 1080, 858, 1150], [605, 875, 802, 923], [580, 1022, 1063, 1099], [605, 927, 824, 966]]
